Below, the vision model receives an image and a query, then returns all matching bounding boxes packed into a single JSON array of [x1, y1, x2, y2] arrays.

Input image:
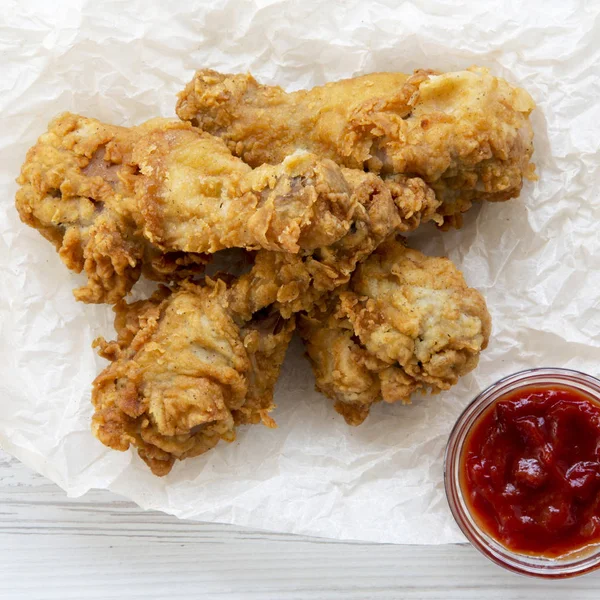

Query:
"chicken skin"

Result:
[[298, 237, 491, 425], [92, 276, 294, 476], [177, 67, 536, 227]]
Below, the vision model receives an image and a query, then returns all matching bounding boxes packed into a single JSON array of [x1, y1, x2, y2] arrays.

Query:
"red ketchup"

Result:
[[462, 386, 600, 557]]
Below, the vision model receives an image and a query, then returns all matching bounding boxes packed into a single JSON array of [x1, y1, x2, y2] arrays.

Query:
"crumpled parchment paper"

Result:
[[1, 0, 599, 545]]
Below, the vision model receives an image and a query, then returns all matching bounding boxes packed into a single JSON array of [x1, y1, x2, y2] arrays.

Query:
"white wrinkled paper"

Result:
[[1, 0, 600, 545]]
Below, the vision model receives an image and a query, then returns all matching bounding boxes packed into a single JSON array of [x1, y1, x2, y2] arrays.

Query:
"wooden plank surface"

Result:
[[0, 449, 598, 599]]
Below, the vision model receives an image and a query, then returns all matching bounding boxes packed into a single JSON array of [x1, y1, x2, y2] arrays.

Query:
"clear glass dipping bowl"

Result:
[[444, 368, 600, 578]]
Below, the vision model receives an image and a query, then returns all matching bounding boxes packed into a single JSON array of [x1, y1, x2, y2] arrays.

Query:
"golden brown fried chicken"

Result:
[[88, 176, 440, 474], [298, 237, 491, 425], [177, 67, 536, 227], [15, 113, 370, 303], [17, 113, 441, 304], [92, 276, 294, 476]]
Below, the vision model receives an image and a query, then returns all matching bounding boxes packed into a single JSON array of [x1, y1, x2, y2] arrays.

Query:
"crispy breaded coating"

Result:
[[131, 128, 357, 255], [298, 237, 491, 425], [228, 175, 440, 319], [92, 278, 294, 476], [177, 67, 536, 227], [235, 310, 292, 426]]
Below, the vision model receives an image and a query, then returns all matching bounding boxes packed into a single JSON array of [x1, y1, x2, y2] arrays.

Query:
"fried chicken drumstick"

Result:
[[16, 113, 439, 303], [177, 67, 536, 227], [93, 273, 294, 476], [298, 237, 491, 425], [16, 113, 356, 303]]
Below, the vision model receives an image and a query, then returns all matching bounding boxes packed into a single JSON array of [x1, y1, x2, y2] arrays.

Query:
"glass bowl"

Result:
[[444, 368, 600, 578]]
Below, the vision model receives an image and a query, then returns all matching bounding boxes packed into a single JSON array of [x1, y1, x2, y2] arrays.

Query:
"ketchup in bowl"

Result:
[[445, 369, 600, 578], [462, 386, 600, 557]]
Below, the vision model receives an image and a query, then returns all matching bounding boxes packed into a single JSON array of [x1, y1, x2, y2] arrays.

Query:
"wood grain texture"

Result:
[[0, 449, 599, 599]]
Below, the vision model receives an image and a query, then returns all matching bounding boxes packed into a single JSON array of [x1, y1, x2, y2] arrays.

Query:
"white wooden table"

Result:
[[1, 450, 598, 599]]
